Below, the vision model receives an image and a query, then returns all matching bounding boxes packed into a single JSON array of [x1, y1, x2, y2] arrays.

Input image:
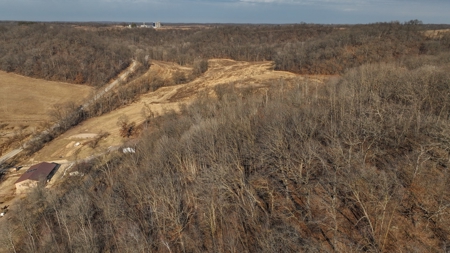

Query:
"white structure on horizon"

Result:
[[127, 22, 160, 29], [152, 22, 161, 29]]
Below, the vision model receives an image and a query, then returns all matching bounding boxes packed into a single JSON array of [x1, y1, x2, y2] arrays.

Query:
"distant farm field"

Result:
[[423, 29, 450, 38], [0, 71, 93, 149]]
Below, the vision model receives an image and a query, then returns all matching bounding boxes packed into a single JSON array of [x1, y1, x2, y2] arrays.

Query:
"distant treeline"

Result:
[[108, 21, 450, 74], [0, 21, 449, 85], [3, 20, 450, 252], [0, 23, 131, 86]]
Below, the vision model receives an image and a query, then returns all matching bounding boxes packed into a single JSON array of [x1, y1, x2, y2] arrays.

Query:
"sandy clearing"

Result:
[[65, 141, 76, 148], [68, 133, 99, 139]]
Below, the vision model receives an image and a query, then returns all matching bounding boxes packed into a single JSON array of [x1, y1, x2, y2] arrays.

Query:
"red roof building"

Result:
[[15, 162, 58, 193]]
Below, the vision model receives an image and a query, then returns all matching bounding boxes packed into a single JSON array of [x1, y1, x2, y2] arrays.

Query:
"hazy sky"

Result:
[[0, 0, 449, 24]]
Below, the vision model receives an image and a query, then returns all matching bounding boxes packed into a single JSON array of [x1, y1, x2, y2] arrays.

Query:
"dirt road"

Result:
[[0, 148, 23, 166], [83, 60, 138, 108]]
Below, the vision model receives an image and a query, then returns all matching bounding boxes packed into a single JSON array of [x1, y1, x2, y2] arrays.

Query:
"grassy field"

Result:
[[0, 71, 93, 150]]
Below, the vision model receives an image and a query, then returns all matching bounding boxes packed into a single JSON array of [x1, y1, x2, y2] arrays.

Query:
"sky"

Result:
[[0, 0, 449, 24]]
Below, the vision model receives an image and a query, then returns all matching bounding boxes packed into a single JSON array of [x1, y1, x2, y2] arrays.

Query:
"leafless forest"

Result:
[[2, 21, 449, 83], [1, 21, 450, 252]]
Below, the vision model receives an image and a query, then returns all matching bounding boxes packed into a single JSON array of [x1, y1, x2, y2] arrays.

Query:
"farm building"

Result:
[[15, 162, 59, 193]]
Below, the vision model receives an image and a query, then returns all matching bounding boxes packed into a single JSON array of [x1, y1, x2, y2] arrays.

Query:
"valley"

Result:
[[0, 21, 449, 253]]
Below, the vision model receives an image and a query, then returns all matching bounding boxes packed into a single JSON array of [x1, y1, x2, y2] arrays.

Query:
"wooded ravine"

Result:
[[1, 21, 450, 252]]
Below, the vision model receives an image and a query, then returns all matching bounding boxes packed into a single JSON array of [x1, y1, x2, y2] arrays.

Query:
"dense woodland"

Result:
[[1, 21, 450, 252], [1, 21, 450, 85], [0, 23, 131, 86]]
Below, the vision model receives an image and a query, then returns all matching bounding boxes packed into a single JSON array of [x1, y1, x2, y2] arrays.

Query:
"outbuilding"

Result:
[[15, 162, 59, 193]]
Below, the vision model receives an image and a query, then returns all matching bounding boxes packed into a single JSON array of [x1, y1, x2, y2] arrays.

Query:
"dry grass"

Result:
[[422, 29, 450, 39], [0, 71, 92, 148], [31, 59, 326, 162]]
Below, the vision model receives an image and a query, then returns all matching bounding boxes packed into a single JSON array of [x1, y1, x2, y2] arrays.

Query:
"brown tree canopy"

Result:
[[1, 22, 448, 85]]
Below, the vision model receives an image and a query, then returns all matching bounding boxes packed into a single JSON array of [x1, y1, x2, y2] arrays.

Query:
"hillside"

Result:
[[1, 55, 449, 252], [31, 59, 322, 162], [0, 22, 450, 252], [0, 71, 92, 155]]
